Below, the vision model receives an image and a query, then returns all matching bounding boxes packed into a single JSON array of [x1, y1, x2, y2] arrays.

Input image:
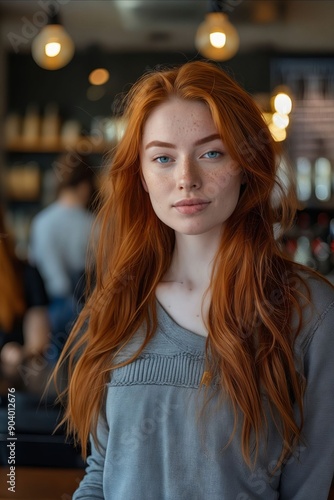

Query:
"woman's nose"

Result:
[[176, 158, 201, 191]]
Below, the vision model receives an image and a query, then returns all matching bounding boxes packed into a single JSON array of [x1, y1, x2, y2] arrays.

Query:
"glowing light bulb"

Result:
[[195, 12, 239, 61], [274, 93, 292, 115], [209, 32, 226, 48], [45, 42, 61, 57], [32, 24, 74, 70]]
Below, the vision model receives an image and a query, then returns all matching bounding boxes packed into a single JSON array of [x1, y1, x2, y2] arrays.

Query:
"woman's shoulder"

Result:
[[301, 270, 334, 312], [293, 268, 334, 354]]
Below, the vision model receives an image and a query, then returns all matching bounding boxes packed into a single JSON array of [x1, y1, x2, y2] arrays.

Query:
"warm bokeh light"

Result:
[[262, 112, 272, 125], [45, 42, 61, 57], [88, 68, 110, 86], [268, 122, 287, 142], [272, 112, 289, 129], [209, 32, 226, 48], [273, 92, 292, 114]]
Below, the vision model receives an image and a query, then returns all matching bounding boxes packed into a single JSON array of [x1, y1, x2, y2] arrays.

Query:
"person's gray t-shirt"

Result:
[[29, 202, 94, 298]]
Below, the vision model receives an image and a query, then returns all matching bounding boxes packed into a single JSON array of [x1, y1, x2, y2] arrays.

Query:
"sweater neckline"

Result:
[[156, 299, 206, 354]]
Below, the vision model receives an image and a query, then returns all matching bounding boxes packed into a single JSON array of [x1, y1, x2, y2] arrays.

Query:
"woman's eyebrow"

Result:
[[194, 133, 221, 146], [145, 134, 222, 150], [145, 140, 175, 150]]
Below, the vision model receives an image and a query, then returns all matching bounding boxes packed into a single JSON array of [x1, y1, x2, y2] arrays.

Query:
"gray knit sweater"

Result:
[[73, 276, 334, 499]]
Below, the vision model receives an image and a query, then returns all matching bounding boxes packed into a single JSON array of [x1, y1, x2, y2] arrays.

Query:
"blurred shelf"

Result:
[[4, 137, 113, 154]]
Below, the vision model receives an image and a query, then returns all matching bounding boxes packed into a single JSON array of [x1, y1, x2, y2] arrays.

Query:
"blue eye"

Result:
[[156, 156, 171, 164], [203, 151, 220, 159]]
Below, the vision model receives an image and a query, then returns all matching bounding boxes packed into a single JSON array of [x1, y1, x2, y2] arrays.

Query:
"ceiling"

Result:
[[0, 0, 334, 55]]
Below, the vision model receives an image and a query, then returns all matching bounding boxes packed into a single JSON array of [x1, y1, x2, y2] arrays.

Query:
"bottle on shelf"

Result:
[[22, 104, 40, 146], [41, 103, 61, 147]]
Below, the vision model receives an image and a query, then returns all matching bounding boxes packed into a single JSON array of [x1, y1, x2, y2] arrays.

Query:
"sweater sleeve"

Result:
[[279, 298, 334, 499], [72, 417, 109, 499]]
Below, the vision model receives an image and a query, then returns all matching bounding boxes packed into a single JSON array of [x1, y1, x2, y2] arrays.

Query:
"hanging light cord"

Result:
[[47, 5, 61, 25], [209, 0, 239, 14], [209, 0, 224, 12]]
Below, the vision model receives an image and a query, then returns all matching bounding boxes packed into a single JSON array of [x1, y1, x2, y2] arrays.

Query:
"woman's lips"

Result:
[[173, 200, 211, 215]]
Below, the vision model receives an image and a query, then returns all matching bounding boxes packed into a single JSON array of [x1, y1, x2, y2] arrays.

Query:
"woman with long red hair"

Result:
[[54, 61, 334, 499]]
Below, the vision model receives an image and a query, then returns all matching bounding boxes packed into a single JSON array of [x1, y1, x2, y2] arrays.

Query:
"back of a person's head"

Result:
[[54, 153, 95, 196]]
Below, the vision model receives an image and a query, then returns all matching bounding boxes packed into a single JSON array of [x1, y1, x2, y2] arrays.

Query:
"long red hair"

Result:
[[54, 60, 314, 467]]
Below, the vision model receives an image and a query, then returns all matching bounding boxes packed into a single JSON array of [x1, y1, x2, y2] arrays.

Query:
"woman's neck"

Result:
[[164, 229, 222, 290]]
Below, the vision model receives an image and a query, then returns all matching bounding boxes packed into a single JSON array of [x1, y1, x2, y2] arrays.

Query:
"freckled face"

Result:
[[140, 98, 242, 236]]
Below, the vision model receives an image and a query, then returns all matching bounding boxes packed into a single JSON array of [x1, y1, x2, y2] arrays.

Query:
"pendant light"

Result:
[[195, 0, 239, 61], [31, 8, 74, 70]]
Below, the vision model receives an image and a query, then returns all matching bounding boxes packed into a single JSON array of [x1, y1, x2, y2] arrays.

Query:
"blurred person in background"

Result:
[[29, 153, 96, 360], [0, 205, 49, 378]]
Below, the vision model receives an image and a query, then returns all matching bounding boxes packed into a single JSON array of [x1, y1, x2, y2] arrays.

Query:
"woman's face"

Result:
[[140, 98, 242, 237]]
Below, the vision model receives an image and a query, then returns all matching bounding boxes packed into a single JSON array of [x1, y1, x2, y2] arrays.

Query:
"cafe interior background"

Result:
[[0, 1, 333, 498]]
